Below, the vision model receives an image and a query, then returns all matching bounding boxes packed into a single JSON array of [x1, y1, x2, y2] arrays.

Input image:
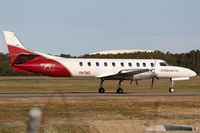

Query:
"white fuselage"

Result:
[[38, 53, 196, 80]]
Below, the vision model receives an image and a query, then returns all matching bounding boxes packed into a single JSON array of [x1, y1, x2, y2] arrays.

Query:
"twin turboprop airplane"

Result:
[[3, 31, 197, 93]]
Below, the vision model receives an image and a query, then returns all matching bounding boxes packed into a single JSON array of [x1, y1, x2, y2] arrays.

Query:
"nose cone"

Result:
[[188, 69, 197, 77]]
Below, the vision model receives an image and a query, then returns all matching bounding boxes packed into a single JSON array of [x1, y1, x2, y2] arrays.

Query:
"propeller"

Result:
[[151, 77, 154, 88], [151, 59, 158, 88], [151, 72, 159, 88]]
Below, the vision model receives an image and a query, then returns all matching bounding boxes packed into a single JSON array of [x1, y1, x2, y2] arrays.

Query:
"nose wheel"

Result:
[[169, 78, 175, 93], [169, 87, 175, 93]]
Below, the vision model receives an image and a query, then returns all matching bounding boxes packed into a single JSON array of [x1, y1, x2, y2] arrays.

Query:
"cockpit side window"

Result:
[[160, 62, 168, 66]]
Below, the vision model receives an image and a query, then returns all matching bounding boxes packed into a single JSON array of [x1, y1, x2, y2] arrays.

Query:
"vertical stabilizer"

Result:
[[3, 31, 71, 77], [3, 31, 35, 63], [3, 31, 25, 49]]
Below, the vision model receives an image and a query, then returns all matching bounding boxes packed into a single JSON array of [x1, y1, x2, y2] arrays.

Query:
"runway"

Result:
[[0, 91, 200, 98]]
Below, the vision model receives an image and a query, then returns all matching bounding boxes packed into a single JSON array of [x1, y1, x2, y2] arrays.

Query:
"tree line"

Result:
[[0, 50, 199, 76]]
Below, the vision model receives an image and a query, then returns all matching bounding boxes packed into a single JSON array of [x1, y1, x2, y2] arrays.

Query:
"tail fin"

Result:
[[3, 31, 39, 74], [3, 31, 71, 77], [3, 31, 36, 64], [3, 31, 25, 49]]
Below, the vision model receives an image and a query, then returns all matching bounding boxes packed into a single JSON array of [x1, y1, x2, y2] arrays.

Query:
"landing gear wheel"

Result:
[[169, 87, 175, 93], [99, 87, 105, 93], [117, 87, 123, 93]]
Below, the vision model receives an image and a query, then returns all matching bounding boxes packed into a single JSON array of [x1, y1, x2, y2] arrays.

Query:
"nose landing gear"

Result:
[[169, 87, 175, 93], [169, 78, 175, 93]]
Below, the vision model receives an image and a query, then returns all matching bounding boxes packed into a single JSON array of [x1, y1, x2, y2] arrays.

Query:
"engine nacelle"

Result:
[[133, 71, 154, 80]]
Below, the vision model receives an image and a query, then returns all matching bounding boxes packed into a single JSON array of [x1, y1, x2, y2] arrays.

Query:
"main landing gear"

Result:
[[169, 78, 175, 93], [117, 79, 123, 93], [99, 78, 105, 93], [117, 87, 123, 93], [98, 78, 124, 94]]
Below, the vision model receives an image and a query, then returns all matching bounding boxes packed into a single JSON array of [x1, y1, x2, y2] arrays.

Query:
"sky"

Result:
[[0, 0, 200, 56]]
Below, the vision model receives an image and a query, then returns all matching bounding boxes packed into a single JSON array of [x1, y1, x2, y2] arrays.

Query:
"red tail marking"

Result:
[[8, 45, 71, 77], [12, 67, 35, 74], [13, 58, 72, 77], [8, 45, 35, 63]]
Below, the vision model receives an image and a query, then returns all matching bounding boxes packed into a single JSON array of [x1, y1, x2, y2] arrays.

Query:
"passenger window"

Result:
[[143, 63, 146, 67], [160, 62, 167, 66], [79, 62, 83, 66], [121, 62, 124, 67], [104, 62, 108, 67], [112, 62, 116, 67], [88, 62, 91, 67], [136, 63, 140, 67], [96, 62, 99, 67], [151, 63, 154, 67], [128, 62, 132, 67]]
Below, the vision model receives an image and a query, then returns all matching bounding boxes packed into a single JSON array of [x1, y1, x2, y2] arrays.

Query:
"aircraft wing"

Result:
[[96, 69, 150, 79]]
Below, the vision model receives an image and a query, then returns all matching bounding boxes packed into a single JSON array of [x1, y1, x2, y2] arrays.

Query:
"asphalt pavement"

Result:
[[0, 91, 200, 98]]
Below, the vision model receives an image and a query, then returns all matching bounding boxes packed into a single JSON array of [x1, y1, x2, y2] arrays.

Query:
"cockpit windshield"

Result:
[[160, 62, 170, 66]]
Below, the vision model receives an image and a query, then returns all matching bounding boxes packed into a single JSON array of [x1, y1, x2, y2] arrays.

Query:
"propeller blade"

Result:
[[152, 72, 159, 80], [155, 76, 159, 80], [151, 77, 154, 88]]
